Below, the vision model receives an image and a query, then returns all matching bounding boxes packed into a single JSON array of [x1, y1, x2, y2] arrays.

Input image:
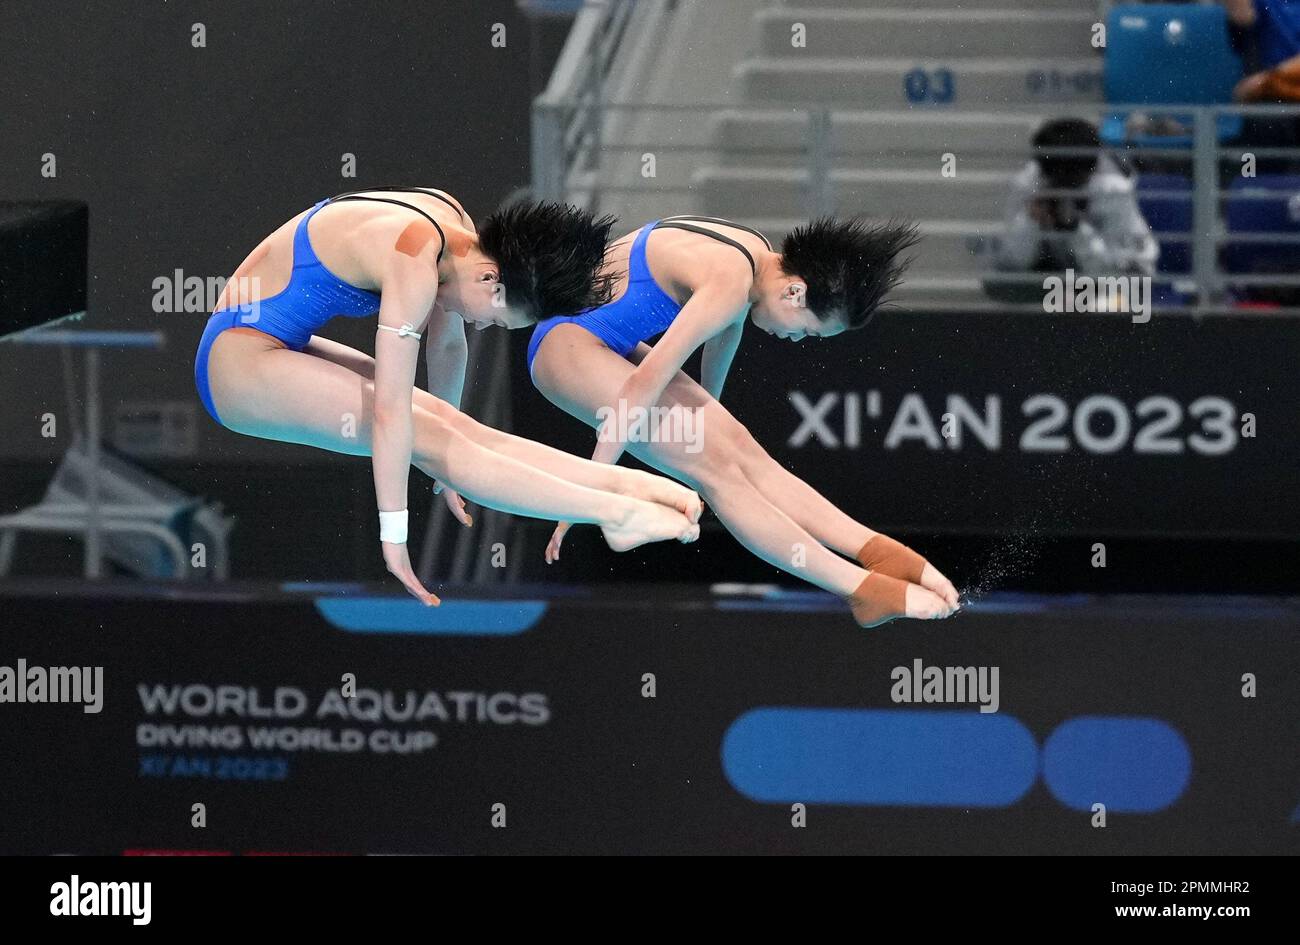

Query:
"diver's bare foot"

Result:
[[907, 582, 957, 620], [920, 563, 960, 609], [602, 499, 700, 553], [620, 470, 703, 523]]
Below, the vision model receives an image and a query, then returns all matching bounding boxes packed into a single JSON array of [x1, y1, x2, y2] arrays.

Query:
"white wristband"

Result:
[[377, 322, 422, 341], [379, 509, 409, 544]]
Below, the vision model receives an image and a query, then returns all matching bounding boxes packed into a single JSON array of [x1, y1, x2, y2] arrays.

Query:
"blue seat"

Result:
[[1136, 173, 1193, 274], [1102, 3, 1243, 148], [1223, 174, 1300, 274]]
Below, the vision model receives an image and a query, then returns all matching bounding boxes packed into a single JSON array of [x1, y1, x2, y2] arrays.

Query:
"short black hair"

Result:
[[1032, 118, 1100, 189], [780, 217, 920, 329], [477, 201, 616, 323]]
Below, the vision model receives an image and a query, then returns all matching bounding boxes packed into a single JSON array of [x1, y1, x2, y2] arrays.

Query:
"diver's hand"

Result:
[[434, 482, 473, 527], [381, 540, 439, 606], [544, 521, 573, 564]]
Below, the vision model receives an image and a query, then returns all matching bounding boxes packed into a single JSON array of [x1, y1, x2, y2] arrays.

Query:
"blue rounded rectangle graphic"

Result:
[[314, 597, 547, 635], [722, 708, 1038, 807], [1042, 716, 1190, 813]]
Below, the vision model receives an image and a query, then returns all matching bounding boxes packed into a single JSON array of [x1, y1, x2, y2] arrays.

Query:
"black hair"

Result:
[[477, 201, 616, 323], [779, 217, 920, 329], [1032, 118, 1100, 189]]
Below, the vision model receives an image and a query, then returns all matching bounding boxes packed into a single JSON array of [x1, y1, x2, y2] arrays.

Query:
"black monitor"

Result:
[[0, 200, 89, 339]]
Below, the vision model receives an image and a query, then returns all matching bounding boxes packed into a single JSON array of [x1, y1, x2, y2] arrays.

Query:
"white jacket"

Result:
[[996, 154, 1160, 276]]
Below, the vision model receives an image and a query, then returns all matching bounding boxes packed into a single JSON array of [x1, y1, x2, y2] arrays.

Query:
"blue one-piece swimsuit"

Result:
[[194, 188, 461, 424], [526, 216, 770, 380]]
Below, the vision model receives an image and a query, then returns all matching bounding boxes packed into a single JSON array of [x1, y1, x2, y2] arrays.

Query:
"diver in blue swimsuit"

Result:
[[528, 215, 960, 628], [195, 190, 702, 604]]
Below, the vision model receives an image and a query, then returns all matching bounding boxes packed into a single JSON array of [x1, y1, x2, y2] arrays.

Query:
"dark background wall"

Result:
[[0, 0, 557, 464], [0, 0, 581, 581]]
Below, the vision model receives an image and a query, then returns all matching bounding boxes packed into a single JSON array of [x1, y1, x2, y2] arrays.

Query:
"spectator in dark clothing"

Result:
[[1226, 0, 1300, 170]]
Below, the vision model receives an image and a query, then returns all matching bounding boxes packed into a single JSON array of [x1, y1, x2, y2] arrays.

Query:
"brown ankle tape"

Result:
[[847, 571, 908, 628], [856, 535, 926, 585]]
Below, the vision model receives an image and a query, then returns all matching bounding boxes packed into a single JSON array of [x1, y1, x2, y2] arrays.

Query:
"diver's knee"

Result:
[[412, 408, 458, 468], [683, 454, 745, 496]]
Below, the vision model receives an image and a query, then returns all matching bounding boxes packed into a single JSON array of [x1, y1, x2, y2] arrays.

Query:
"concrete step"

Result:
[[710, 108, 1044, 169], [892, 277, 990, 306], [695, 165, 1013, 221], [601, 191, 705, 231], [912, 221, 1001, 275], [758, 8, 1098, 60], [736, 56, 1104, 107]]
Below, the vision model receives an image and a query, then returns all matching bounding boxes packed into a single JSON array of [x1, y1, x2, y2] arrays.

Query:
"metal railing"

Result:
[[532, 0, 644, 204], [532, 98, 1300, 315]]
